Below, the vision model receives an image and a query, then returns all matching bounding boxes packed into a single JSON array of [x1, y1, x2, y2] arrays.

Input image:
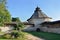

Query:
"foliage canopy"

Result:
[[0, 0, 11, 26]]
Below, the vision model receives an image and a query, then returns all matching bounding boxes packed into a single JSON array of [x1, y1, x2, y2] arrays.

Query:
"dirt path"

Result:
[[26, 34, 45, 40]]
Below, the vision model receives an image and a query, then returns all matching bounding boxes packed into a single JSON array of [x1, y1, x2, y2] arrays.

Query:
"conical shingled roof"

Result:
[[27, 7, 52, 21]]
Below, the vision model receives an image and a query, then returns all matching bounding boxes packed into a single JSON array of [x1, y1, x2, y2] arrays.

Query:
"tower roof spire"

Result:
[[35, 6, 41, 12], [27, 7, 52, 21]]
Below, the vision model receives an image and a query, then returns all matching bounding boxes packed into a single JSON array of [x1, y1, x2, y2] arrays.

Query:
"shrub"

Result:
[[11, 32, 19, 38], [2, 33, 11, 39]]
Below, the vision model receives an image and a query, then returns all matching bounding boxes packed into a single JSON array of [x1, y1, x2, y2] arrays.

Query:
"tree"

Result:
[[11, 17, 24, 38], [12, 17, 24, 30], [0, 0, 11, 26], [12, 17, 21, 22]]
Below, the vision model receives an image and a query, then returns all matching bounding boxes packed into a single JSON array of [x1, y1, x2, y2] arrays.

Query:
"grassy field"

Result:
[[27, 32, 60, 40], [0, 32, 60, 40]]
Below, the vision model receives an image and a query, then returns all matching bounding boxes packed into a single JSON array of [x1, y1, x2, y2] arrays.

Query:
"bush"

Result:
[[2, 33, 11, 39], [10, 30, 20, 38], [11, 32, 19, 38]]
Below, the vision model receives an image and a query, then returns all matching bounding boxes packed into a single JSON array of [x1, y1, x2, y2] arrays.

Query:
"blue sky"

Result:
[[7, 0, 60, 21]]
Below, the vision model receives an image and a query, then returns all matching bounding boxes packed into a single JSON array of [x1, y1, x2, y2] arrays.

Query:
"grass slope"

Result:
[[0, 32, 60, 40], [27, 32, 60, 40]]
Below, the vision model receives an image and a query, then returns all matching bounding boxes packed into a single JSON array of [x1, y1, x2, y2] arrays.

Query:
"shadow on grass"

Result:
[[26, 31, 60, 40]]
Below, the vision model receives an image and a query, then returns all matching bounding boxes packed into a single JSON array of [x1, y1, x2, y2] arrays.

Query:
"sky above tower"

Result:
[[7, 0, 60, 21]]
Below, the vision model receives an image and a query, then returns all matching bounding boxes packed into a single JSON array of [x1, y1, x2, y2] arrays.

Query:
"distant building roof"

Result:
[[40, 20, 60, 25], [4, 22, 17, 25], [4, 21, 34, 26], [27, 7, 52, 21], [22, 22, 34, 25]]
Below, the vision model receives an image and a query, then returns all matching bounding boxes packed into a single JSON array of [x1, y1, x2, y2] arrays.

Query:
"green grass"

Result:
[[0, 31, 60, 40], [26, 32, 60, 40], [0, 39, 13, 40], [0, 32, 4, 34]]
